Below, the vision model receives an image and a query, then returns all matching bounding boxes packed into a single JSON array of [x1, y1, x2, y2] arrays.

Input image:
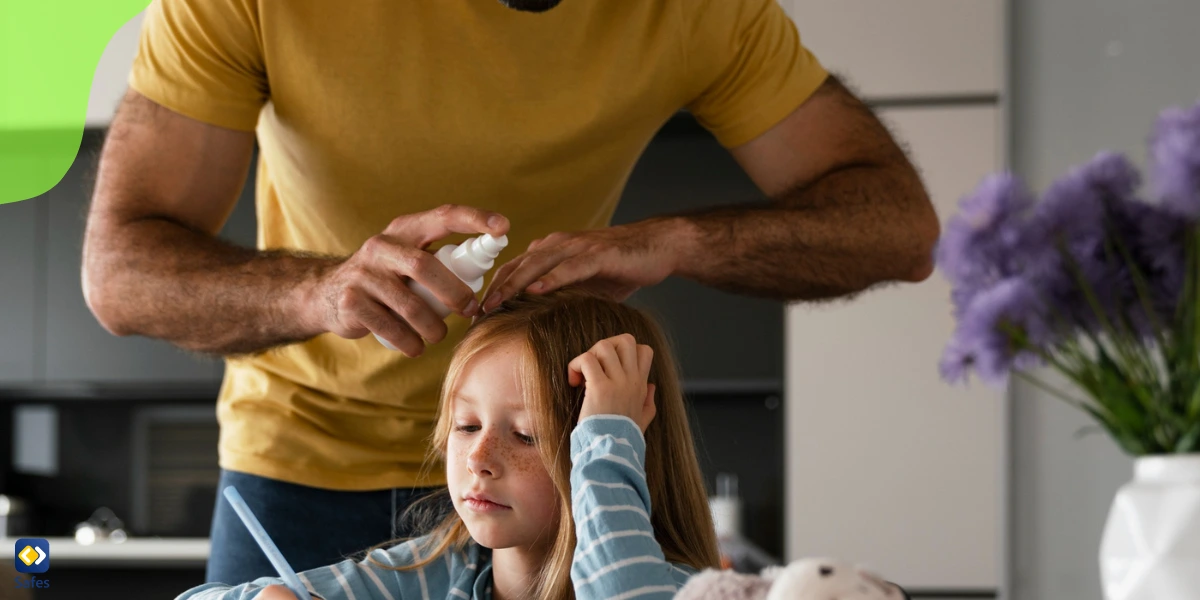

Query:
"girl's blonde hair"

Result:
[[371, 288, 719, 599]]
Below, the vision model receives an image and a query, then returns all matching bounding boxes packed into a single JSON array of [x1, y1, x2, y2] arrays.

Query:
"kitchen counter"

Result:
[[4, 536, 209, 568]]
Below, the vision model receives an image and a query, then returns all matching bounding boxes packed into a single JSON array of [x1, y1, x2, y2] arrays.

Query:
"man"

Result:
[[82, 0, 938, 585]]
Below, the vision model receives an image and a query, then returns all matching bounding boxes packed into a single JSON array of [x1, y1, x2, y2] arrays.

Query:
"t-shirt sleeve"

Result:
[[682, 0, 829, 148], [128, 0, 268, 131]]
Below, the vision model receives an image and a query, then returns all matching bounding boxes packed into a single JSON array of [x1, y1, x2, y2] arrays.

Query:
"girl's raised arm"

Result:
[[569, 415, 697, 599]]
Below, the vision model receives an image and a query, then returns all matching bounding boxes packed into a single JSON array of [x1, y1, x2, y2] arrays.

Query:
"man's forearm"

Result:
[[83, 217, 340, 356], [666, 162, 939, 301]]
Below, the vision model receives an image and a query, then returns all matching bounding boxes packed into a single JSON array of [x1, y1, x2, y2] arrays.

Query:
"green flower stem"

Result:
[[1013, 370, 1085, 410], [1061, 246, 1158, 400]]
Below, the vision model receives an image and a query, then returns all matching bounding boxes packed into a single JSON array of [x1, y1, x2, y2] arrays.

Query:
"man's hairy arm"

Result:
[[84, 91, 500, 357], [481, 76, 939, 310], [668, 75, 938, 300], [83, 91, 337, 355]]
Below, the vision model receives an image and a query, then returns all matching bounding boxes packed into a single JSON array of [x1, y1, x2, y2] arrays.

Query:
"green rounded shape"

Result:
[[1, 0, 151, 204]]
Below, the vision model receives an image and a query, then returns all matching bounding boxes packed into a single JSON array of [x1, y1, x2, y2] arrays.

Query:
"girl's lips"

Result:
[[463, 497, 511, 512]]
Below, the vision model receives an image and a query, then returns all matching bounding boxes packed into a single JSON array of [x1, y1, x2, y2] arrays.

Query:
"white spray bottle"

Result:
[[374, 232, 508, 350]]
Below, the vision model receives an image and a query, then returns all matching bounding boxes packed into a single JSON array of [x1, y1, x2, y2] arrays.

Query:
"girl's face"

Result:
[[446, 339, 561, 552]]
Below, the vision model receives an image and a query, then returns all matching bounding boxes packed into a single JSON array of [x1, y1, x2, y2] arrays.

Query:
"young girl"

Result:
[[178, 289, 720, 600]]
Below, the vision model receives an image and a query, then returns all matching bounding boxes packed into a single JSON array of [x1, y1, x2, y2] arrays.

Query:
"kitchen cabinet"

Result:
[[0, 11, 149, 386], [784, 0, 1003, 100], [785, 105, 1004, 590], [616, 122, 783, 387], [0, 200, 40, 382], [42, 134, 219, 383], [38, 133, 257, 385]]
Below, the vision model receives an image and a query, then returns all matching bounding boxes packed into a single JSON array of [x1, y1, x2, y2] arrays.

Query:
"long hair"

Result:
[[370, 288, 719, 599]]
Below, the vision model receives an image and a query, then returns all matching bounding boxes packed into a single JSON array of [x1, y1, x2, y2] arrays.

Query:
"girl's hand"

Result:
[[258, 585, 318, 600], [568, 334, 656, 432]]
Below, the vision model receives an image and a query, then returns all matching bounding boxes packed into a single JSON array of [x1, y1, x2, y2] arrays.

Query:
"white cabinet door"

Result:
[[87, 11, 144, 127], [784, 0, 1002, 99], [785, 105, 1003, 590]]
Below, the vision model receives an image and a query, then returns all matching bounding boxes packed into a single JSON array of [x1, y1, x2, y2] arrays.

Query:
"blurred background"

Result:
[[2, 1, 1199, 598]]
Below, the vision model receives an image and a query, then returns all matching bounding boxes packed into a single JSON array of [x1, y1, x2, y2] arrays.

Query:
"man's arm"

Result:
[[671, 74, 939, 299], [481, 75, 938, 310], [84, 91, 505, 357]]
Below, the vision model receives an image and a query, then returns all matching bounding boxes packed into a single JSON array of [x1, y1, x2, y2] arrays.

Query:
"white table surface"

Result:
[[5, 537, 209, 567]]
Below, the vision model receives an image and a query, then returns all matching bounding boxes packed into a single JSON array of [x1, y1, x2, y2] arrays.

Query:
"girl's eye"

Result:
[[515, 433, 536, 446], [455, 425, 480, 434]]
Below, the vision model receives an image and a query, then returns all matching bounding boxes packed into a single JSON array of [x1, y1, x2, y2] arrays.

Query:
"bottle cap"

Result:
[[717, 473, 738, 499], [476, 234, 508, 258], [710, 497, 741, 538]]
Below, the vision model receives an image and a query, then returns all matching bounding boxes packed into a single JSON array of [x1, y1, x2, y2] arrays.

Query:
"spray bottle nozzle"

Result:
[[475, 233, 508, 258]]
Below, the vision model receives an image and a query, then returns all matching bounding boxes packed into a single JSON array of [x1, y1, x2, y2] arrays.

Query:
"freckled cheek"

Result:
[[511, 449, 558, 508], [508, 449, 544, 474]]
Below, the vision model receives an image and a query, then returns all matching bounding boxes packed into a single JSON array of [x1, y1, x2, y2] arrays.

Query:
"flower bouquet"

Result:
[[936, 99, 1200, 600]]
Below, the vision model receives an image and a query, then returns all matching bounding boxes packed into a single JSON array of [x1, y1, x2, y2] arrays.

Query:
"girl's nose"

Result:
[[466, 433, 502, 478]]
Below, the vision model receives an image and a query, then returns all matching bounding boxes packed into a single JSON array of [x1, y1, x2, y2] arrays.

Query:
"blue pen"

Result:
[[222, 486, 311, 600]]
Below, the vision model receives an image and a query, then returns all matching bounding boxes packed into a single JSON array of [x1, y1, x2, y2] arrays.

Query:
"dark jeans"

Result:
[[206, 469, 447, 585]]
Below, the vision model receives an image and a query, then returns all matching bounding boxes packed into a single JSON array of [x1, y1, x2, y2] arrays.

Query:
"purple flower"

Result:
[[1084, 151, 1143, 199], [1030, 152, 1138, 249], [1108, 198, 1188, 330], [1008, 154, 1128, 329], [937, 174, 1034, 314], [1149, 100, 1200, 220], [941, 278, 1052, 385], [942, 104, 1197, 390], [938, 334, 974, 384]]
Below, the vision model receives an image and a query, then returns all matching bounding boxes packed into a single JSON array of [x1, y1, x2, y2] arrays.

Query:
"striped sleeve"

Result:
[[174, 537, 474, 600], [569, 415, 698, 600]]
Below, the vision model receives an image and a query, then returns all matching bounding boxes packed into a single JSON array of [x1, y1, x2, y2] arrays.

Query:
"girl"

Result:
[[178, 289, 720, 600]]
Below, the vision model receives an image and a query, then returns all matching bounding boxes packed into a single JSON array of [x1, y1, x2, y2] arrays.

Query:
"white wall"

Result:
[[786, 0, 1002, 99], [782, 0, 1007, 593], [786, 106, 1005, 591]]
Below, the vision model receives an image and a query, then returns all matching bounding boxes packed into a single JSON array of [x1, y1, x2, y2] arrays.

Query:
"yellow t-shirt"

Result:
[[129, 0, 827, 491]]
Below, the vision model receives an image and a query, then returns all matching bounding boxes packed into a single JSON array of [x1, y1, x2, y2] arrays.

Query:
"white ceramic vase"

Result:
[[1099, 454, 1200, 600]]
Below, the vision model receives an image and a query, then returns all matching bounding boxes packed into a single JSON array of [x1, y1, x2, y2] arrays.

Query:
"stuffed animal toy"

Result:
[[676, 558, 910, 600]]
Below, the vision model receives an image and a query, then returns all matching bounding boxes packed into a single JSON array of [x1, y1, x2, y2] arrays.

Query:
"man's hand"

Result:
[[481, 219, 681, 312], [85, 91, 512, 357], [308, 204, 510, 357], [481, 77, 937, 313], [257, 584, 318, 600], [569, 334, 656, 433]]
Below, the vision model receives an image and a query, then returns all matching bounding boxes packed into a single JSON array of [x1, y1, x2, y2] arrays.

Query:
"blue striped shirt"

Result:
[[176, 415, 695, 600]]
